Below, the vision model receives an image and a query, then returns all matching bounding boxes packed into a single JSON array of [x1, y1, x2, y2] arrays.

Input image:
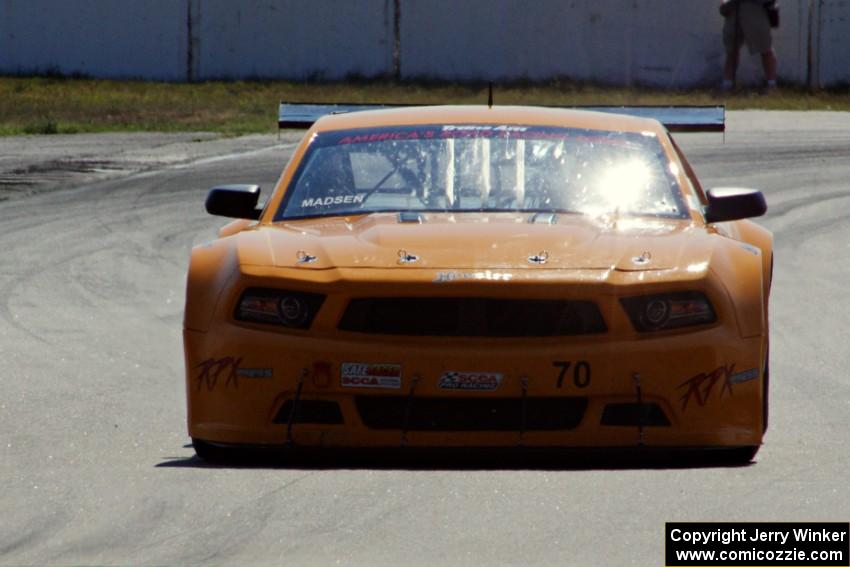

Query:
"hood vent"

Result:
[[398, 211, 424, 224], [528, 212, 558, 225]]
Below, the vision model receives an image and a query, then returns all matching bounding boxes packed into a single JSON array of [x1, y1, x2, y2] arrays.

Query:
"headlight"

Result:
[[235, 288, 324, 329], [620, 292, 716, 332]]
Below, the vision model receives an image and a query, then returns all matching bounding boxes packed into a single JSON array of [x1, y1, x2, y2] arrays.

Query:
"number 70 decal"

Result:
[[553, 361, 591, 388]]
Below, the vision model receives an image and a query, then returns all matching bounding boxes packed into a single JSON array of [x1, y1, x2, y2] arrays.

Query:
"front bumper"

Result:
[[184, 323, 766, 449]]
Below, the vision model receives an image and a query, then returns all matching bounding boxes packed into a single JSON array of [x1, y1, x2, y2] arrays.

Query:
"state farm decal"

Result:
[[340, 362, 402, 389], [439, 371, 503, 392]]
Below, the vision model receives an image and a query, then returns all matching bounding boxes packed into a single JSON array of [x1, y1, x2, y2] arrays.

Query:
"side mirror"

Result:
[[704, 187, 767, 223], [205, 185, 262, 219]]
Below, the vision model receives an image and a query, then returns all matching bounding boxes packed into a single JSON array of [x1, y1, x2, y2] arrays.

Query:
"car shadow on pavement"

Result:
[[156, 446, 756, 471]]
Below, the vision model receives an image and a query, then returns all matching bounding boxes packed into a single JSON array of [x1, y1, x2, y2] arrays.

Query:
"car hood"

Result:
[[235, 212, 713, 272]]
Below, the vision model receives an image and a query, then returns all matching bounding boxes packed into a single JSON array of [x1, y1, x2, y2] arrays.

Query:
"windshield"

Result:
[[275, 124, 687, 220]]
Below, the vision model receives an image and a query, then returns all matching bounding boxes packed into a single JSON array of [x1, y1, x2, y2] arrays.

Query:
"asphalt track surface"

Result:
[[2, 111, 849, 566]]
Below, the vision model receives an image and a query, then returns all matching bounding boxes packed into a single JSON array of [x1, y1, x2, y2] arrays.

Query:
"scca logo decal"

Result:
[[342, 376, 381, 386], [340, 362, 402, 389], [439, 371, 503, 391]]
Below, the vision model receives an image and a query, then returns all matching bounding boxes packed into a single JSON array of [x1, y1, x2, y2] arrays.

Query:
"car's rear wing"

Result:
[[278, 102, 725, 133]]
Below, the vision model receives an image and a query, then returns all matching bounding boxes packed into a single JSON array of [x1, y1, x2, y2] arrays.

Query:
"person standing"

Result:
[[720, 0, 778, 90]]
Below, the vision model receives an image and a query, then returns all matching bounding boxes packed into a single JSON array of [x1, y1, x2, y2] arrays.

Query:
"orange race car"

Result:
[[184, 103, 772, 463]]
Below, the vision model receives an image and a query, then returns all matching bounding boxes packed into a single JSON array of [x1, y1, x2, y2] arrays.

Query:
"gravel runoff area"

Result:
[[0, 131, 304, 201]]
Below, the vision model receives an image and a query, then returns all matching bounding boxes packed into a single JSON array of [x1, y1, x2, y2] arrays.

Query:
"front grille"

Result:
[[600, 403, 671, 427], [273, 399, 344, 425], [356, 396, 587, 431], [339, 297, 606, 337]]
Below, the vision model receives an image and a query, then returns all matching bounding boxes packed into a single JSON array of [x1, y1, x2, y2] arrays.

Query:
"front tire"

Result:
[[717, 445, 760, 464], [669, 445, 760, 466], [192, 438, 239, 463], [762, 346, 770, 433], [191, 438, 280, 464]]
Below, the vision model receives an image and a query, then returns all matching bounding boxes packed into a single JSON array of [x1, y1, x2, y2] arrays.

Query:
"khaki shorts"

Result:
[[723, 1, 773, 55]]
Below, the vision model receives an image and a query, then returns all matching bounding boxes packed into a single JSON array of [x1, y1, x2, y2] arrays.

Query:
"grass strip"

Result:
[[1, 76, 848, 136]]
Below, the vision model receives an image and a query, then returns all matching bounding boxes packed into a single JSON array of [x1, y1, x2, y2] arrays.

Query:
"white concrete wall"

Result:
[[195, 0, 393, 80], [0, 0, 187, 80], [814, 0, 850, 86], [0, 0, 846, 87], [401, 0, 713, 86], [400, 0, 808, 87]]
